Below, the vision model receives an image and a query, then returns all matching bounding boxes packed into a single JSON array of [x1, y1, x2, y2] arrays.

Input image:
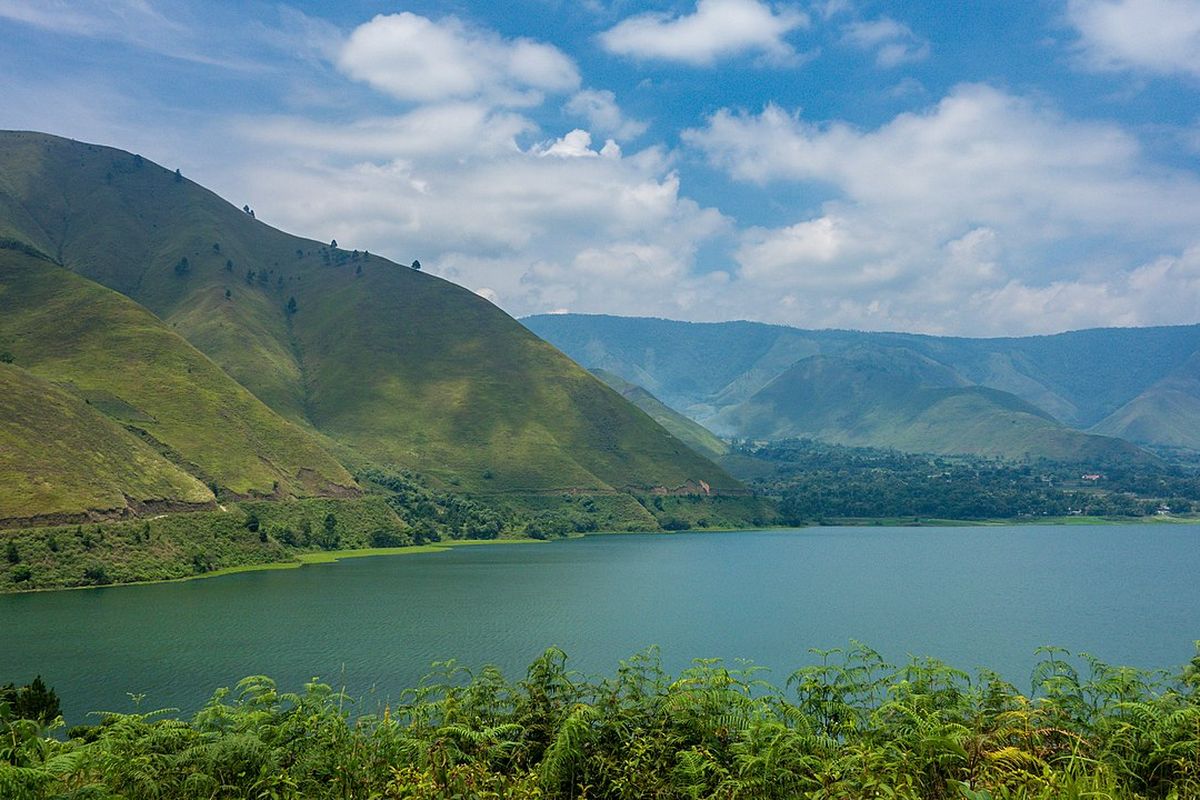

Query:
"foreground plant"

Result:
[[3, 643, 1199, 799]]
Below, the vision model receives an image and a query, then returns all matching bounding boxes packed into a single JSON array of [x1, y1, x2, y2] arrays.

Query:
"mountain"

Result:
[[590, 369, 728, 460], [714, 350, 1147, 462], [0, 131, 741, 529], [1091, 353, 1200, 450], [525, 313, 1200, 458]]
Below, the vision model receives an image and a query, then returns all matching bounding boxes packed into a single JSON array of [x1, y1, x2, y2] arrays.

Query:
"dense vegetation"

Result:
[[731, 439, 1200, 523], [0, 472, 775, 591], [5, 644, 1200, 799]]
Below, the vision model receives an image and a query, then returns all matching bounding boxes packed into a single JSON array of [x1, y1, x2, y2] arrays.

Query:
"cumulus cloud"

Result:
[[339, 12, 579, 104], [598, 0, 809, 65], [841, 17, 929, 67], [227, 119, 728, 318], [1067, 0, 1200, 77], [236, 104, 534, 160], [683, 83, 1200, 333], [565, 89, 648, 140]]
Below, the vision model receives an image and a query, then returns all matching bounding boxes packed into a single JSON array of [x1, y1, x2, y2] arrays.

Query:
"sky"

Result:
[[1, 0, 1199, 335]]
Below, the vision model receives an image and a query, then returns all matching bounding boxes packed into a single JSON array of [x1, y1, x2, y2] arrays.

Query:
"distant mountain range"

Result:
[[524, 314, 1200, 462], [0, 132, 741, 529]]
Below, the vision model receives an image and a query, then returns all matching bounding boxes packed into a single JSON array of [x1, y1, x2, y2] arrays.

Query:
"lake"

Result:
[[3, 525, 1199, 725]]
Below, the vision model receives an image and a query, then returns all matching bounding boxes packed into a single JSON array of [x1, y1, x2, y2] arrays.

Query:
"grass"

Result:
[[0, 362, 210, 520], [0, 246, 355, 501]]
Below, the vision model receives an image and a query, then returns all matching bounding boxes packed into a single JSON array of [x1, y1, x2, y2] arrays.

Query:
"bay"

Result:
[[3, 525, 1198, 725]]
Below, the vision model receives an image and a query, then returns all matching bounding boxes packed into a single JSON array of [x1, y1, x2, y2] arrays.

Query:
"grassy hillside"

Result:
[[1092, 353, 1200, 450], [714, 351, 1149, 462], [590, 369, 729, 459], [0, 131, 740, 511], [0, 246, 356, 501], [0, 363, 212, 524]]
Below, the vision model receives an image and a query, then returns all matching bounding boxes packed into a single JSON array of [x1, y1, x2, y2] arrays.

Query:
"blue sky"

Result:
[[1, 0, 1198, 334]]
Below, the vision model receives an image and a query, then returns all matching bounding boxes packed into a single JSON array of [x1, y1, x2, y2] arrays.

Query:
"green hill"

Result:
[[0, 361, 213, 525], [590, 369, 729, 460], [0, 131, 738, 517], [0, 245, 356, 501], [1091, 353, 1200, 450], [712, 351, 1149, 462]]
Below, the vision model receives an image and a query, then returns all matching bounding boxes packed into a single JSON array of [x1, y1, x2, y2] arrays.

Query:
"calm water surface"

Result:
[[3, 525, 1198, 724]]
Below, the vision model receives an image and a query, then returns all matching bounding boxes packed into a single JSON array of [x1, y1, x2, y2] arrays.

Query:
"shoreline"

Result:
[[6, 515, 1197, 595]]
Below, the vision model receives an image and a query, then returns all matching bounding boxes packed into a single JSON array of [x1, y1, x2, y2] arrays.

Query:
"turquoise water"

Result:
[[3, 526, 1199, 724]]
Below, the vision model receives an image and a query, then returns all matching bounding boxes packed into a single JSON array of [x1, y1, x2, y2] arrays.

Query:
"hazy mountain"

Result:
[[590, 369, 728, 460], [526, 313, 1195, 459], [713, 350, 1147, 462]]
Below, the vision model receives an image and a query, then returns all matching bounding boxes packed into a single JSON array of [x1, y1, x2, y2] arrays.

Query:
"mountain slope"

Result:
[[0, 131, 737, 497], [0, 245, 356, 501], [526, 313, 1200, 458], [1091, 353, 1200, 450], [0, 362, 213, 524], [712, 351, 1148, 462], [590, 369, 729, 460]]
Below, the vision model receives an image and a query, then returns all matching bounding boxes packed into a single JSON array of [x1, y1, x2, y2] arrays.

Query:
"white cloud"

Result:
[[841, 17, 929, 67], [565, 89, 648, 140], [224, 119, 728, 318], [0, 0, 272, 69], [599, 0, 809, 65], [339, 12, 579, 104], [236, 104, 533, 160], [1067, 0, 1200, 77], [683, 83, 1200, 333], [532, 129, 622, 158]]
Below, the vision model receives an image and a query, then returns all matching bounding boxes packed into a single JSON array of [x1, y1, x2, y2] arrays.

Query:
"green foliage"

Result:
[[0, 497, 408, 591], [5, 645, 1200, 799], [735, 439, 1200, 522]]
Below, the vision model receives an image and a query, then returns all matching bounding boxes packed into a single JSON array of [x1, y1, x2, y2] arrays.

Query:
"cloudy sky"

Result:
[[2, 0, 1199, 335]]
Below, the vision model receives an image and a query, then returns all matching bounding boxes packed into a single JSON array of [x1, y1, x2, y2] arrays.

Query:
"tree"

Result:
[[245, 512, 260, 533], [225, 258, 234, 272], [330, 239, 338, 248], [245, 269, 255, 285], [174, 168, 183, 183], [212, 242, 221, 253], [224, 288, 231, 300], [286, 296, 298, 315], [5, 540, 18, 564], [411, 259, 421, 270], [1, 676, 61, 723], [0, 351, 13, 364], [174, 256, 190, 276], [320, 513, 340, 550]]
